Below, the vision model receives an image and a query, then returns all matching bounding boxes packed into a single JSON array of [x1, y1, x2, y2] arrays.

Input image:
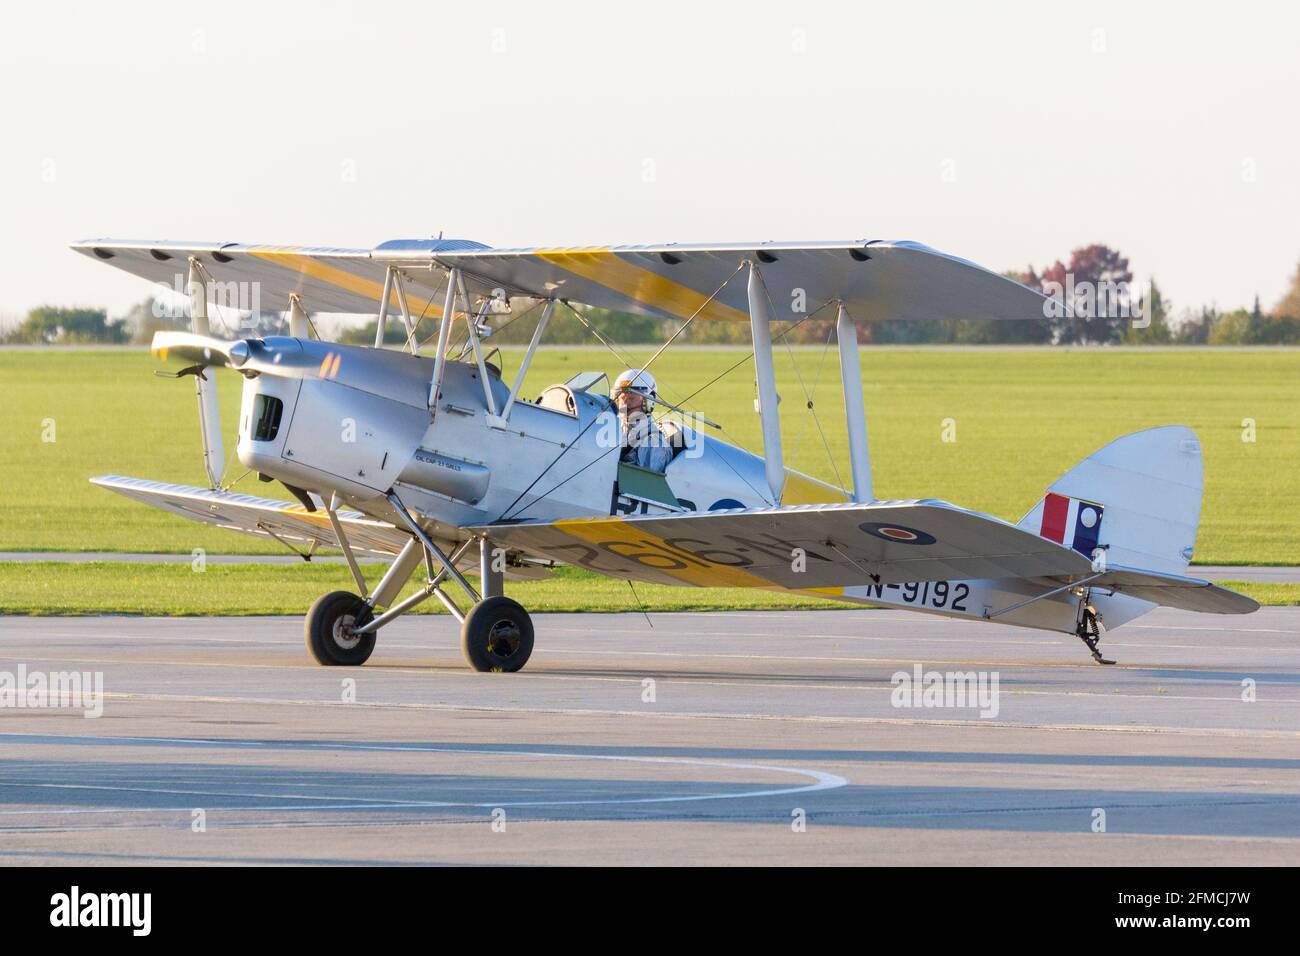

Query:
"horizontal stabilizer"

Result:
[[1094, 565, 1259, 615]]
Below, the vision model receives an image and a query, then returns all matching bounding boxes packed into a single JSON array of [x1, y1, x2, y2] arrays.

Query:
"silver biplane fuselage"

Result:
[[234, 335, 834, 535]]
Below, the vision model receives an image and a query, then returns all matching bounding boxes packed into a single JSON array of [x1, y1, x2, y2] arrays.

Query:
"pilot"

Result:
[[612, 369, 672, 473]]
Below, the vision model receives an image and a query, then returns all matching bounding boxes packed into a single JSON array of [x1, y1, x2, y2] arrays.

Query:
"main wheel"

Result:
[[460, 596, 534, 672], [305, 590, 376, 666]]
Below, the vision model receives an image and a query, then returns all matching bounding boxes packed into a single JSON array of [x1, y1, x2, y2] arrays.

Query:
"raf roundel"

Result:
[[859, 522, 937, 545]]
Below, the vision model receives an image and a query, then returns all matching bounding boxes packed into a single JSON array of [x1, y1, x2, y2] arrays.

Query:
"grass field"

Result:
[[0, 561, 1292, 615], [1, 347, 1297, 564]]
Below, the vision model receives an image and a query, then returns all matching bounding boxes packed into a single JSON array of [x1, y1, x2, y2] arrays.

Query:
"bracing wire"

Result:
[[772, 297, 845, 492], [627, 580, 654, 628], [505, 303, 816, 519], [495, 269, 748, 523], [752, 270, 845, 493]]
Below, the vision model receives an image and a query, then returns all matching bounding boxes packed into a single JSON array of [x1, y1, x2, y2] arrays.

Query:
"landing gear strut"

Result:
[[302, 491, 537, 673], [1075, 593, 1115, 665]]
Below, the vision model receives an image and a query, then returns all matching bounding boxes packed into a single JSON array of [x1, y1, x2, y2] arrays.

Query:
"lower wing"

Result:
[[91, 475, 408, 556], [468, 501, 1258, 614], [469, 501, 1093, 588]]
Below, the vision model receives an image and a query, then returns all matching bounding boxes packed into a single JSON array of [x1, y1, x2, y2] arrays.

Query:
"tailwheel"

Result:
[[461, 596, 534, 672], [305, 590, 376, 666], [1075, 597, 1115, 665]]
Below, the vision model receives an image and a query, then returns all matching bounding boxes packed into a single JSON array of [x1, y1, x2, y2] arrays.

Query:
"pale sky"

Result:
[[2, 0, 1297, 323]]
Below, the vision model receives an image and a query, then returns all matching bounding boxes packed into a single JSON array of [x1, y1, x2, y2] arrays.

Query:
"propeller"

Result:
[[150, 331, 243, 371], [157, 258, 315, 490]]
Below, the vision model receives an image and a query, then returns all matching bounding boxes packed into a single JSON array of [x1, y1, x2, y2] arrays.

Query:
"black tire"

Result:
[[304, 591, 376, 666], [460, 596, 534, 672]]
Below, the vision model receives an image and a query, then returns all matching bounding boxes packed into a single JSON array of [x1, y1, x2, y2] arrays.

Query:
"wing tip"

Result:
[[1210, 584, 1262, 614]]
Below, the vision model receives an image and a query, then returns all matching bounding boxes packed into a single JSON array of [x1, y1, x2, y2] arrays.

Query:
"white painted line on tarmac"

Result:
[[0, 733, 847, 822], [4, 694, 1296, 739]]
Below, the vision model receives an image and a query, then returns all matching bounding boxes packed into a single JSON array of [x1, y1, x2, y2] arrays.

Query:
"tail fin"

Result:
[[1017, 426, 1203, 576]]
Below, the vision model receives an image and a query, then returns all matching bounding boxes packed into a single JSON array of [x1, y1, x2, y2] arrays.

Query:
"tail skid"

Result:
[[1016, 425, 1258, 662]]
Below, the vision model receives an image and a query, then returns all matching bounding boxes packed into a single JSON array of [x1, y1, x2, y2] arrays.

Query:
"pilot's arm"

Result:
[[636, 439, 672, 473], [630, 417, 672, 473]]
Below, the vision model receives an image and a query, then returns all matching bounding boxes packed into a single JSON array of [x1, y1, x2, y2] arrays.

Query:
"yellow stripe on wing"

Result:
[[548, 517, 853, 599], [552, 516, 777, 588], [536, 250, 749, 323], [247, 250, 444, 318], [280, 505, 336, 531], [781, 470, 849, 505]]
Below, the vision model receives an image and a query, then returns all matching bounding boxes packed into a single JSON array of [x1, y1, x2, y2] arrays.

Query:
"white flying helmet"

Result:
[[612, 368, 657, 411]]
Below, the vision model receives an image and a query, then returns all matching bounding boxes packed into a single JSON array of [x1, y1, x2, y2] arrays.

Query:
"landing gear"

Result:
[[303, 494, 538, 673], [460, 596, 534, 672], [1075, 595, 1115, 665], [304, 590, 376, 666]]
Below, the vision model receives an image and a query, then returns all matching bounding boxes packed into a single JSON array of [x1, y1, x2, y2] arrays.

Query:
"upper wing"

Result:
[[72, 238, 1051, 325], [70, 239, 453, 318], [379, 239, 1051, 324], [467, 500, 1096, 590], [91, 475, 409, 556]]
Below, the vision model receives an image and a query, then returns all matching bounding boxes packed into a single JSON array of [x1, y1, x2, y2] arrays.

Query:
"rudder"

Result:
[[1017, 425, 1204, 576]]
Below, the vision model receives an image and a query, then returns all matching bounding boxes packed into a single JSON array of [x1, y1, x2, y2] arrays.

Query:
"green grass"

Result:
[[0, 562, 1293, 616], [0, 562, 839, 616], [1, 347, 1297, 563], [1223, 582, 1300, 606]]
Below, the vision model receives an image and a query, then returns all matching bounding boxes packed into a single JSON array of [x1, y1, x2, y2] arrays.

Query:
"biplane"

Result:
[[73, 236, 1258, 670]]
